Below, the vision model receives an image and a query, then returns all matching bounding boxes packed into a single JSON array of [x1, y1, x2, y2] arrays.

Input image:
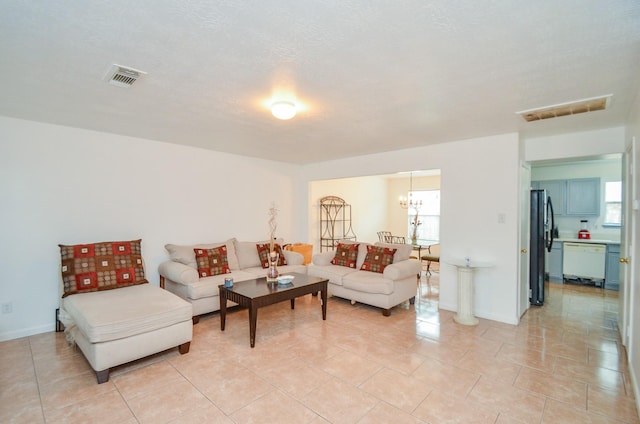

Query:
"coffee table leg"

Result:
[[321, 285, 327, 320], [290, 298, 295, 309], [219, 287, 226, 331], [249, 303, 258, 348]]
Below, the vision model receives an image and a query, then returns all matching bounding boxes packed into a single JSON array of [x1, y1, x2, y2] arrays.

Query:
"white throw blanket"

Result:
[[57, 307, 76, 346]]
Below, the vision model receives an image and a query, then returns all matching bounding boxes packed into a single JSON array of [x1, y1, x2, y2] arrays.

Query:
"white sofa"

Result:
[[307, 241, 421, 316], [158, 238, 306, 322]]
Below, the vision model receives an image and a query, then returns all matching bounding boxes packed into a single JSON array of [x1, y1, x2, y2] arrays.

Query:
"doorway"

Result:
[[307, 169, 442, 304], [527, 155, 624, 300]]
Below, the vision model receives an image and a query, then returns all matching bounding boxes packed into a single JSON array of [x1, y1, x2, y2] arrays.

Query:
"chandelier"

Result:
[[399, 172, 422, 210]]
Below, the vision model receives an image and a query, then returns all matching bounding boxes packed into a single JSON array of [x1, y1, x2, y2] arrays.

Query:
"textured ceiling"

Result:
[[1, 1, 639, 164]]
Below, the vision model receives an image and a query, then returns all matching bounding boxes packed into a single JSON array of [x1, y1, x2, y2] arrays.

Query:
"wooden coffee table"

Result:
[[219, 272, 328, 347]]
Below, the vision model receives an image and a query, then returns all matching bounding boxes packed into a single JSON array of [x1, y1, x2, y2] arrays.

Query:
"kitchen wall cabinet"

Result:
[[536, 180, 566, 217], [605, 243, 620, 291], [532, 178, 600, 217], [566, 178, 600, 216], [546, 240, 563, 283]]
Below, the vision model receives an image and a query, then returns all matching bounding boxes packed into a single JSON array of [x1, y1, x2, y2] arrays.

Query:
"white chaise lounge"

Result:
[[58, 239, 193, 383]]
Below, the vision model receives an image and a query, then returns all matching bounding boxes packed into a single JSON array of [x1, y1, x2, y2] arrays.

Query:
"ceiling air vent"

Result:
[[104, 64, 147, 88], [516, 95, 612, 122]]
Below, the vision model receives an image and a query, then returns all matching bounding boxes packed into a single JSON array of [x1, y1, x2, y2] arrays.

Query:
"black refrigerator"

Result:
[[530, 189, 555, 306]]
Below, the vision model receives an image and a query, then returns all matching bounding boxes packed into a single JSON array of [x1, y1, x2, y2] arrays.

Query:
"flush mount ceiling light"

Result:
[[271, 101, 297, 120]]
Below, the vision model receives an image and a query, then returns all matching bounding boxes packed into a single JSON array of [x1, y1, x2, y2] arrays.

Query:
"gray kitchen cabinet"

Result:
[[536, 179, 566, 216], [605, 243, 620, 290], [547, 241, 563, 283], [566, 178, 600, 216], [532, 178, 600, 216]]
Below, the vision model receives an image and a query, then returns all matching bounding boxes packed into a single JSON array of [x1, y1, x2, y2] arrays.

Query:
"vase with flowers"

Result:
[[410, 208, 421, 245], [266, 204, 279, 283]]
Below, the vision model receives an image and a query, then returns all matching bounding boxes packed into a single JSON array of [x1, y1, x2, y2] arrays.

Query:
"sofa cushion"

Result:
[[235, 239, 282, 269], [59, 239, 147, 298], [256, 243, 287, 268], [307, 264, 355, 286], [312, 251, 336, 266], [194, 246, 231, 277], [165, 238, 239, 270], [331, 243, 360, 268], [342, 271, 395, 295], [244, 264, 308, 278], [184, 270, 258, 300], [336, 240, 371, 269], [282, 250, 305, 266], [62, 284, 192, 343], [374, 242, 413, 262], [360, 245, 397, 273]]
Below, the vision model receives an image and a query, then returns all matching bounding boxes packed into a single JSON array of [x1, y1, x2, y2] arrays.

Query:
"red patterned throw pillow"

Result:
[[194, 246, 231, 277], [59, 239, 147, 297], [360, 245, 397, 273], [331, 243, 360, 268], [256, 243, 287, 268]]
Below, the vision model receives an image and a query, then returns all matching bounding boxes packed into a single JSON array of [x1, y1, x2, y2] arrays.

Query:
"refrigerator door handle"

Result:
[[546, 196, 555, 252]]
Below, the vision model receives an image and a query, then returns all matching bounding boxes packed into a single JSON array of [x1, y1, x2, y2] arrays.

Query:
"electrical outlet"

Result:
[[1, 302, 12, 314]]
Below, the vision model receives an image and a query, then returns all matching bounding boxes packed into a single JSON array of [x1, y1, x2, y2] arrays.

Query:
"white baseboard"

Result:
[[438, 302, 456, 313], [476, 309, 519, 325], [0, 323, 54, 342], [630, 360, 640, 421]]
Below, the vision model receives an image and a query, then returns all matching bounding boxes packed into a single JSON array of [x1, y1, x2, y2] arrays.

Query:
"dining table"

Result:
[[410, 239, 440, 258]]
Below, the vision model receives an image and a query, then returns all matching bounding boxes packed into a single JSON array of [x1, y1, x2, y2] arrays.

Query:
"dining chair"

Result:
[[377, 231, 392, 242], [421, 245, 440, 275]]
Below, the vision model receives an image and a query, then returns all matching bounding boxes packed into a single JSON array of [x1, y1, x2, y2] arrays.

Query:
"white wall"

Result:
[[0, 116, 298, 341], [525, 127, 625, 161], [301, 133, 522, 324]]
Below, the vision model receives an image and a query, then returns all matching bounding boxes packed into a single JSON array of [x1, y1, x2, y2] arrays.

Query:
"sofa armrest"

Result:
[[282, 250, 304, 266], [312, 251, 336, 266], [158, 261, 199, 285], [383, 259, 422, 280]]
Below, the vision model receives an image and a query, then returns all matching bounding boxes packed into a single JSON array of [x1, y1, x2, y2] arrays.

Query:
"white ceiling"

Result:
[[1, 1, 639, 164]]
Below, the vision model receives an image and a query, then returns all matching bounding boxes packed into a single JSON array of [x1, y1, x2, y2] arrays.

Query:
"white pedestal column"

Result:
[[453, 266, 479, 326], [446, 259, 493, 326]]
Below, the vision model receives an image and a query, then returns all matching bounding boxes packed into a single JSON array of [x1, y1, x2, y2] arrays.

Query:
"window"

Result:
[[604, 181, 621, 226], [406, 190, 440, 241]]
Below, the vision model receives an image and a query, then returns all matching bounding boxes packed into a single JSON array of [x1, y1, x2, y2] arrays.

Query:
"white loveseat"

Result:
[[307, 241, 421, 316], [158, 238, 306, 322]]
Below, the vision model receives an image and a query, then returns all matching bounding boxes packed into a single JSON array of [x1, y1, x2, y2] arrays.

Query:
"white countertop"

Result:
[[556, 238, 619, 244]]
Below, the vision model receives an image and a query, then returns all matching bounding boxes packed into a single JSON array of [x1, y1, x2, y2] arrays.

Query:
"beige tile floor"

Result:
[[1, 273, 638, 424]]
